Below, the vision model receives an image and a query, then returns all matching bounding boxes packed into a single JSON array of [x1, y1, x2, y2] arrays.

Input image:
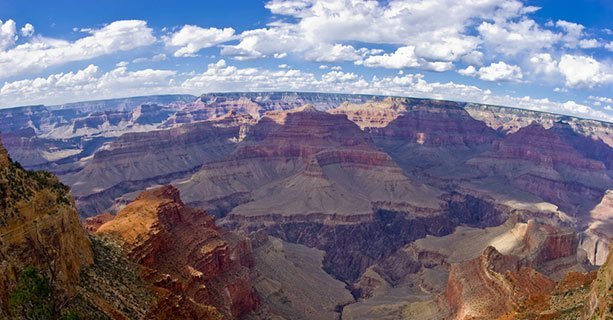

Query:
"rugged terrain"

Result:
[[1, 92, 611, 319], [0, 138, 264, 319], [95, 185, 260, 319]]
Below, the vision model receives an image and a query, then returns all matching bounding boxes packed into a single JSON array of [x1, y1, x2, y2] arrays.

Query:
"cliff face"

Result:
[[470, 123, 611, 215], [0, 137, 93, 312], [369, 102, 498, 147], [583, 250, 613, 319], [64, 113, 253, 215], [487, 123, 605, 170], [96, 185, 260, 318], [179, 106, 443, 219], [444, 246, 555, 320]]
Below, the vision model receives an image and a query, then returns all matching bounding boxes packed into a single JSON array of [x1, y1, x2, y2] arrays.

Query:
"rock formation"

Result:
[[0, 137, 94, 314], [369, 101, 498, 147], [179, 105, 442, 220], [0, 93, 610, 319], [96, 185, 260, 318], [64, 112, 253, 214], [470, 122, 611, 215], [443, 246, 555, 319]]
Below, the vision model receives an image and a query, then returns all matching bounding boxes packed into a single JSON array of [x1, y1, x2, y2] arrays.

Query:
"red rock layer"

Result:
[[96, 185, 260, 318], [443, 246, 555, 319], [489, 123, 605, 170], [370, 102, 498, 147]]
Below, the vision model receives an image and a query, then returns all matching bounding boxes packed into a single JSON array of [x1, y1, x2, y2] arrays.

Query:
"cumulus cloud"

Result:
[[529, 53, 558, 76], [215, 0, 611, 82], [0, 20, 156, 79], [0, 19, 17, 50], [20, 23, 34, 37], [558, 54, 612, 88], [0, 64, 176, 106], [459, 61, 523, 82], [223, 0, 545, 68], [166, 25, 235, 57], [363, 46, 420, 69], [304, 43, 361, 62], [478, 19, 561, 55]]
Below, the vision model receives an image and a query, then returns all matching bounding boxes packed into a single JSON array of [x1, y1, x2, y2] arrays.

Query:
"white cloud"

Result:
[[529, 53, 558, 76], [0, 19, 17, 50], [20, 23, 34, 37], [152, 53, 167, 61], [556, 20, 584, 48], [478, 19, 561, 55], [363, 46, 420, 69], [414, 37, 479, 62], [0, 64, 176, 106], [182, 59, 317, 91], [132, 53, 167, 63], [166, 25, 235, 57], [224, 0, 546, 69], [321, 71, 357, 83], [221, 27, 304, 60], [304, 43, 361, 62], [558, 54, 612, 88], [578, 39, 600, 49], [460, 61, 523, 82], [458, 65, 477, 76], [589, 96, 613, 104], [0, 20, 156, 79]]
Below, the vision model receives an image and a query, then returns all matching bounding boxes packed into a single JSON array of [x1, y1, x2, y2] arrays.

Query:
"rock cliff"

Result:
[[96, 185, 261, 318], [0, 137, 94, 314]]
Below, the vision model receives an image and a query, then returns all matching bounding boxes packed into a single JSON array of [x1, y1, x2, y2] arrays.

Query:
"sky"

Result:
[[0, 0, 611, 121]]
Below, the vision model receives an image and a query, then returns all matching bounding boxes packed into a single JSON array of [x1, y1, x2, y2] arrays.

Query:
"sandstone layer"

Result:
[[96, 185, 261, 318]]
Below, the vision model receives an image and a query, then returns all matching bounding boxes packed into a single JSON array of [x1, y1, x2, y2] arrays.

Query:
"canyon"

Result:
[[0, 92, 611, 319]]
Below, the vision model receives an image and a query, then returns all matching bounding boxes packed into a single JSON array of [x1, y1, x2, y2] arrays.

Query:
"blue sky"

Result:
[[0, 0, 611, 121]]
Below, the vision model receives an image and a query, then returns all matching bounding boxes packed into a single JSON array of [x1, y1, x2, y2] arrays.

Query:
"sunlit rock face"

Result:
[[96, 185, 260, 319]]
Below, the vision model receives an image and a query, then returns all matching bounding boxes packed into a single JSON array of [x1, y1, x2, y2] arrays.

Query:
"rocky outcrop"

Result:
[[581, 190, 613, 265], [549, 121, 613, 170], [328, 98, 408, 129], [246, 194, 503, 283], [583, 250, 613, 319], [0, 137, 94, 313], [96, 185, 260, 318], [443, 246, 555, 319], [483, 123, 605, 170]]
